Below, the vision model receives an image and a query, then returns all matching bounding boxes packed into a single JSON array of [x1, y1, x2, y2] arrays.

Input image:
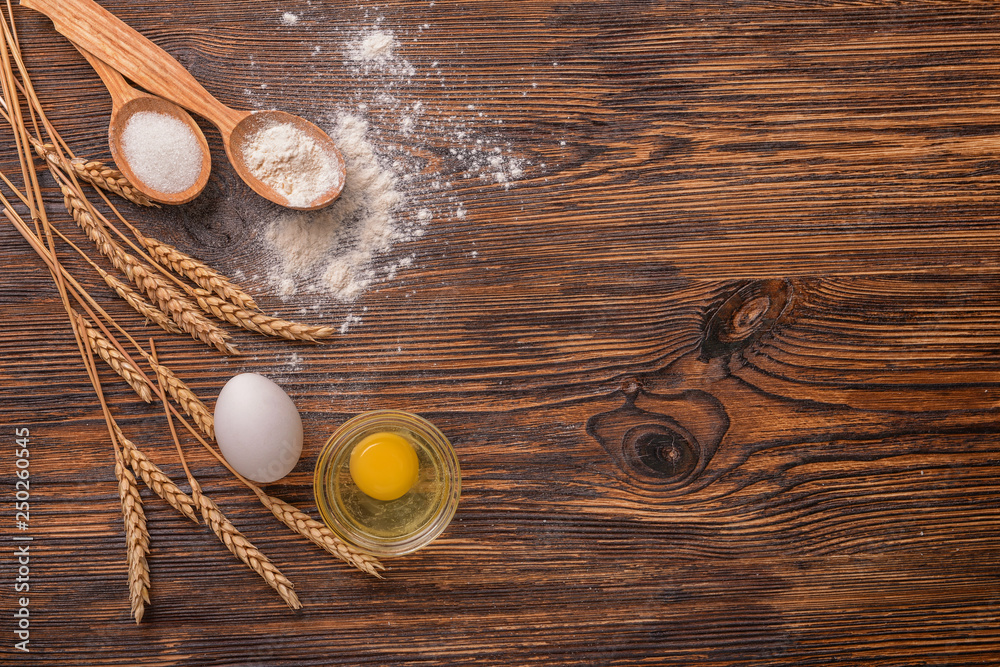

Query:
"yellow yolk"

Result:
[[349, 432, 419, 501]]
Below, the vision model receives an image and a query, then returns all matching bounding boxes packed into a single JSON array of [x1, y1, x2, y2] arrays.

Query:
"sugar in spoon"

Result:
[[76, 47, 211, 206]]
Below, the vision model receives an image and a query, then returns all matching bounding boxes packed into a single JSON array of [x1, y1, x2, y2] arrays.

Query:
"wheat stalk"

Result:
[[191, 288, 336, 342], [190, 479, 302, 610], [120, 254, 238, 355], [135, 231, 259, 312], [2, 7, 397, 618], [70, 157, 155, 208], [252, 487, 384, 578], [114, 445, 151, 624], [116, 427, 199, 524], [151, 344, 300, 611], [60, 182, 130, 274], [74, 311, 153, 403], [1, 7, 351, 620], [31, 139, 156, 207]]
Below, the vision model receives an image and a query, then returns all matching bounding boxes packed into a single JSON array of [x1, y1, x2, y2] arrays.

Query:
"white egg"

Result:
[[213, 373, 303, 484]]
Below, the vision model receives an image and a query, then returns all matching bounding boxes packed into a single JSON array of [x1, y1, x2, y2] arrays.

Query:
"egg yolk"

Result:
[[349, 432, 419, 501]]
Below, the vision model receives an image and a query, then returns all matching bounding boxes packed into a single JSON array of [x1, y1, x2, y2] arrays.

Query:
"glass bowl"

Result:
[[313, 410, 461, 557]]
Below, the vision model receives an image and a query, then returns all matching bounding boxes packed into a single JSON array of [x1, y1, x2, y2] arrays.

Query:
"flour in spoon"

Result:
[[242, 122, 341, 208], [262, 112, 409, 301]]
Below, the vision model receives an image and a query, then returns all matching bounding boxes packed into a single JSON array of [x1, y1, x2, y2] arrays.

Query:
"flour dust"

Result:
[[246, 17, 532, 333]]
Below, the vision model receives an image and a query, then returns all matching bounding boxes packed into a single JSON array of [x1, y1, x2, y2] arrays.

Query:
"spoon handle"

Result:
[[75, 46, 140, 110], [20, 0, 247, 135]]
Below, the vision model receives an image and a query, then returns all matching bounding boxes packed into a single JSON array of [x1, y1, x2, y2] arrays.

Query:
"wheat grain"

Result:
[[116, 427, 199, 523], [135, 231, 259, 312], [114, 446, 151, 624], [253, 488, 384, 578], [192, 288, 336, 342], [32, 139, 156, 207], [73, 312, 153, 403], [190, 479, 301, 610]]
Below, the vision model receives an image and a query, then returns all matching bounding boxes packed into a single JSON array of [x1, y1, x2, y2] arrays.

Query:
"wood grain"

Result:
[[2, 0, 1000, 665]]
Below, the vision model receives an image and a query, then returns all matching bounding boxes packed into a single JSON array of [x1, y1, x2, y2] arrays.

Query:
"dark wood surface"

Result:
[[2, 1, 1000, 664]]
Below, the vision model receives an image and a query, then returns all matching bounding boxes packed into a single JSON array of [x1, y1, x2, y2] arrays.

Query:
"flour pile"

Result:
[[243, 122, 340, 208]]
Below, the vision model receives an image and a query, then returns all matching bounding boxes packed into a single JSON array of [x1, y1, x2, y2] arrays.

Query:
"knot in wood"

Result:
[[587, 390, 727, 491], [721, 296, 771, 342], [624, 424, 699, 480], [701, 279, 793, 359]]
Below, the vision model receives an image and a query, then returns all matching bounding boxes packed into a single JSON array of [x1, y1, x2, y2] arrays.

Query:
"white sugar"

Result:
[[121, 111, 203, 195]]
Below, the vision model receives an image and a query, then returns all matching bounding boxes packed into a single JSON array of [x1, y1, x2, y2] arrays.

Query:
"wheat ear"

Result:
[[73, 312, 153, 403], [190, 479, 301, 610], [60, 182, 129, 273], [135, 232, 259, 312], [191, 288, 336, 342], [114, 446, 151, 624], [251, 488, 384, 578], [116, 427, 199, 524], [145, 357, 215, 440], [32, 139, 156, 207], [121, 254, 238, 355], [96, 266, 184, 335]]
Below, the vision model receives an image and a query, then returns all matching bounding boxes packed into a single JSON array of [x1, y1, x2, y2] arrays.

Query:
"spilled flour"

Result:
[[246, 21, 533, 331], [350, 30, 395, 64], [263, 113, 413, 300]]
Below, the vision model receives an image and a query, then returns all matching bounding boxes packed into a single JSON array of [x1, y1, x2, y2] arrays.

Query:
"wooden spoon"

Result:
[[21, 0, 346, 211], [77, 47, 210, 205]]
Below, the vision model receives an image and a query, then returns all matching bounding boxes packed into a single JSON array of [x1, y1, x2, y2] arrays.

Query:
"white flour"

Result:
[[351, 30, 395, 63], [242, 122, 340, 208]]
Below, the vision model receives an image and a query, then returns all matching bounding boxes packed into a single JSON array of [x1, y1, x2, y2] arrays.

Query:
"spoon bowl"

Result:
[[79, 47, 211, 206], [227, 110, 346, 211], [107, 91, 212, 206]]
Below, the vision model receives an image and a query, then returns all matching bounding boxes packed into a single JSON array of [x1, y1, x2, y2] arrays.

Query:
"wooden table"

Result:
[[2, 1, 999, 664]]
